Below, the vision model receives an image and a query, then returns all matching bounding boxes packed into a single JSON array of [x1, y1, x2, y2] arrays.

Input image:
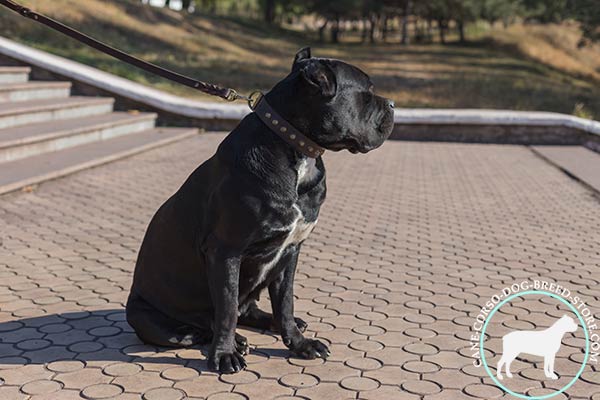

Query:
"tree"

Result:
[[521, 0, 568, 23], [401, 0, 412, 44], [263, 0, 276, 24], [196, 0, 216, 14], [571, 0, 600, 46], [420, 0, 451, 44], [448, 0, 480, 42], [182, 0, 193, 12], [480, 0, 521, 27], [309, 0, 362, 43]]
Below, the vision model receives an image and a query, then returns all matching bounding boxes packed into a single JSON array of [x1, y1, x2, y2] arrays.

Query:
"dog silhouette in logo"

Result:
[[496, 315, 578, 380]]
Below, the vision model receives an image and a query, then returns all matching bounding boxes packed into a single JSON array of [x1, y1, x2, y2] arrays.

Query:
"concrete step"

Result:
[[0, 66, 30, 84], [531, 145, 600, 193], [0, 112, 157, 162], [0, 127, 198, 195], [0, 96, 114, 130], [0, 81, 71, 103]]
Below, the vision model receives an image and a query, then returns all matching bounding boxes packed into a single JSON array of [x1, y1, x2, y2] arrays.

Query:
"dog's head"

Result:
[[558, 315, 578, 333], [267, 47, 395, 154]]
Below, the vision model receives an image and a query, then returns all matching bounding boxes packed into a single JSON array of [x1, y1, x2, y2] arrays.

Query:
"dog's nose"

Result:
[[388, 99, 395, 109]]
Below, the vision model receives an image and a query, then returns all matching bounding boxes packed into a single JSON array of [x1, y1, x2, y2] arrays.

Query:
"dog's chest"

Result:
[[253, 159, 320, 285], [282, 204, 317, 247], [253, 205, 316, 286]]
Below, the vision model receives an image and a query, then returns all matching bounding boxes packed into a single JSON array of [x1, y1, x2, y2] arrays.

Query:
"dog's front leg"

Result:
[[269, 246, 330, 359], [205, 246, 246, 374]]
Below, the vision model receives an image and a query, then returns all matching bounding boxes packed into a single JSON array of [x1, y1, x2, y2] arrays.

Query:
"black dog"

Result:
[[126, 48, 395, 374]]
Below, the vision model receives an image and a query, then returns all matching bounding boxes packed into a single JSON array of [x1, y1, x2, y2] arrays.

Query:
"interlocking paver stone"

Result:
[[339, 376, 380, 391], [20, 379, 62, 395], [1, 134, 599, 399], [279, 373, 320, 389], [102, 362, 143, 377], [344, 356, 383, 371], [142, 387, 186, 400], [81, 383, 124, 399]]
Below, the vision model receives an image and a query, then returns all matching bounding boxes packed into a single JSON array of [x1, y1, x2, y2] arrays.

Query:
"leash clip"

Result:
[[225, 89, 248, 102], [225, 89, 263, 111]]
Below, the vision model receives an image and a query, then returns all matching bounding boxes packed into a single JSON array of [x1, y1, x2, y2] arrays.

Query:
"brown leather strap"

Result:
[[254, 96, 325, 158], [0, 0, 326, 157], [0, 0, 244, 101]]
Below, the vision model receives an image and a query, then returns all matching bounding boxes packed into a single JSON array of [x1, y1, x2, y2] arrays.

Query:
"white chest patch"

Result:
[[254, 205, 317, 287], [254, 158, 319, 287]]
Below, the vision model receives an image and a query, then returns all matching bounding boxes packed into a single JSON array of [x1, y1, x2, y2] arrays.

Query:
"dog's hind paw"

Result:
[[547, 372, 558, 380], [235, 333, 250, 355]]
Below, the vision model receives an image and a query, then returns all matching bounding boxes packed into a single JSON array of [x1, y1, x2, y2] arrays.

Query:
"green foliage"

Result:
[[520, 0, 568, 23], [480, 0, 522, 25], [450, 0, 481, 22], [573, 102, 594, 119], [308, 0, 363, 19], [154, 0, 600, 47], [570, 0, 600, 46]]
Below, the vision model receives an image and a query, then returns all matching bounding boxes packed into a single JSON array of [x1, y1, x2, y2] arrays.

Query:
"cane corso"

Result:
[[126, 47, 395, 374]]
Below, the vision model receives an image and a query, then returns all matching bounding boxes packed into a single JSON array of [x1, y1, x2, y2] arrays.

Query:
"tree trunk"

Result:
[[319, 19, 329, 43], [361, 18, 368, 43], [458, 20, 465, 42], [438, 19, 446, 44], [331, 16, 340, 43], [164, 0, 171, 8], [401, 0, 411, 45], [369, 14, 377, 44], [381, 15, 388, 41], [264, 0, 275, 24], [427, 18, 433, 42]]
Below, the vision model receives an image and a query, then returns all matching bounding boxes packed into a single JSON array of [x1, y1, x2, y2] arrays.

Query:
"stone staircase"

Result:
[[0, 65, 197, 195]]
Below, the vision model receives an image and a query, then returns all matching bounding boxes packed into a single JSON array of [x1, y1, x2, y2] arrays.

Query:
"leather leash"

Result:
[[0, 0, 326, 158], [0, 0, 246, 102]]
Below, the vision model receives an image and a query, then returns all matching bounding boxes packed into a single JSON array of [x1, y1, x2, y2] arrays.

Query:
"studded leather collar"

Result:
[[253, 95, 325, 159]]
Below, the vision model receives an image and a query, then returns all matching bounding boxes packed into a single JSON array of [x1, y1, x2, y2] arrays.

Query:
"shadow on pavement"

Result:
[[0, 309, 290, 373]]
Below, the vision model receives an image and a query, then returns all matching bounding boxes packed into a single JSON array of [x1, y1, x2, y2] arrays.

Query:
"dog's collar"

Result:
[[252, 94, 325, 159]]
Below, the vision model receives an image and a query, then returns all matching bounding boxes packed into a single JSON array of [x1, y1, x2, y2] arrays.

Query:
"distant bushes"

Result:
[[142, 0, 599, 47]]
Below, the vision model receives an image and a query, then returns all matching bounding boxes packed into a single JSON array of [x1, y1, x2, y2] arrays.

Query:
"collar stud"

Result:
[[254, 96, 325, 159]]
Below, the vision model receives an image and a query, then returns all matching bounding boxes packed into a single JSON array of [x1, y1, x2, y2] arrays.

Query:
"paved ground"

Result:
[[1, 134, 599, 400]]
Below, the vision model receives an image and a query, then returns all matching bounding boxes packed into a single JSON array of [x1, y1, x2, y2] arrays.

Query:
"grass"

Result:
[[1, 0, 599, 118]]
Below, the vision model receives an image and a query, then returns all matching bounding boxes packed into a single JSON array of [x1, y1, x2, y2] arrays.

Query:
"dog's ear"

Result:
[[300, 61, 337, 98], [294, 47, 311, 66]]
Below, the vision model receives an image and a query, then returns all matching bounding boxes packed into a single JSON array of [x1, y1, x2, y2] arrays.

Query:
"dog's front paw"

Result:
[[208, 348, 247, 374], [290, 338, 330, 360]]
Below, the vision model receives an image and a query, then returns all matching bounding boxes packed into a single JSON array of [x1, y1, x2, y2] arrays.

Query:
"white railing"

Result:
[[1, 35, 598, 137]]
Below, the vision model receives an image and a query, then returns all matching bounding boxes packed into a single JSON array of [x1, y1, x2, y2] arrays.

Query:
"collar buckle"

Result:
[[248, 91, 264, 111]]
